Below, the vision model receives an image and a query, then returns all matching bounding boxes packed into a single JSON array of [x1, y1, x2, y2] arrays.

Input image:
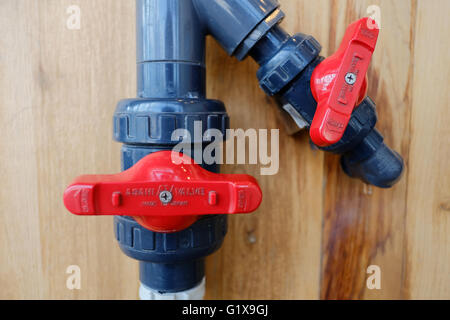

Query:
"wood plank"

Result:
[[35, 0, 138, 299], [320, 0, 414, 299], [404, 0, 450, 299], [0, 0, 45, 299], [0, 0, 138, 299], [204, 0, 329, 299]]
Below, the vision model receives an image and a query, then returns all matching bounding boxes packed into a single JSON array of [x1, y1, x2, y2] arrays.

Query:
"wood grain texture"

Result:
[[0, 0, 448, 300], [320, 0, 414, 300]]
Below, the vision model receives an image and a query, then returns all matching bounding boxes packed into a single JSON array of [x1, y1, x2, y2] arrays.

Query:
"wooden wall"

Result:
[[0, 0, 448, 299]]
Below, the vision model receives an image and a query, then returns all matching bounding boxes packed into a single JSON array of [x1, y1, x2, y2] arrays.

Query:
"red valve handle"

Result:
[[63, 151, 262, 233], [310, 17, 379, 147]]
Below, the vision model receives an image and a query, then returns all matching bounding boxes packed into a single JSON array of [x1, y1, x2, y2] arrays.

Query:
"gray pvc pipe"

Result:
[[136, 0, 282, 99], [136, 0, 206, 99], [193, 0, 280, 56]]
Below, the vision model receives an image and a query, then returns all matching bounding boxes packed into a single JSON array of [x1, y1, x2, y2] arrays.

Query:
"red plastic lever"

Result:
[[310, 17, 379, 147], [63, 151, 262, 233]]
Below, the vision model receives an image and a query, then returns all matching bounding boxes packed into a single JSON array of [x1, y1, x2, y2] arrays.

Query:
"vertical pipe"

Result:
[[192, 0, 280, 56], [136, 0, 206, 99], [114, 0, 228, 299]]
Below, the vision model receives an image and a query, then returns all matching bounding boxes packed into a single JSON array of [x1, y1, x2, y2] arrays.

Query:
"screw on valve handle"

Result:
[[310, 17, 379, 147], [244, 9, 403, 187], [64, 151, 262, 233]]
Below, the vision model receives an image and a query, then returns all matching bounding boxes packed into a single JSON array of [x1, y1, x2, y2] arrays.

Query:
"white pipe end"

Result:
[[139, 277, 206, 300]]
